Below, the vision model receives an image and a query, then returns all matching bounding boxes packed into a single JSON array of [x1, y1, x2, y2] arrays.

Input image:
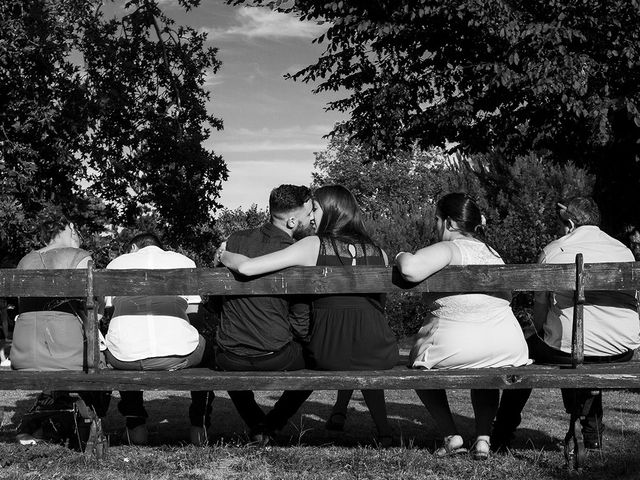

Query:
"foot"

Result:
[[16, 427, 44, 446], [249, 431, 274, 447], [434, 434, 468, 457], [123, 424, 148, 445], [471, 436, 491, 461], [190, 426, 208, 446], [325, 412, 346, 432]]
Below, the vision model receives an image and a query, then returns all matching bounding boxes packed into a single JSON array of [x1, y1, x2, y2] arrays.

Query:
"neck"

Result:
[[270, 218, 293, 237]]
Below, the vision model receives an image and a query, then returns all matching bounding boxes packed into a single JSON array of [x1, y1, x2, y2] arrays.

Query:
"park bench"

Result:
[[0, 253, 639, 467]]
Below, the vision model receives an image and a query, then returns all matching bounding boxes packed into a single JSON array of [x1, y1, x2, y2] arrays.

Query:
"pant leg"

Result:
[[189, 391, 215, 428], [216, 341, 311, 432], [118, 391, 147, 428]]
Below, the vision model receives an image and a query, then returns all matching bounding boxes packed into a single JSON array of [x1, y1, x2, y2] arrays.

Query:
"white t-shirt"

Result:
[[105, 245, 201, 361], [541, 226, 640, 356]]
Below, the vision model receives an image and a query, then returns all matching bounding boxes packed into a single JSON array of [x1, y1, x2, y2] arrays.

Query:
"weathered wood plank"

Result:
[[2, 263, 640, 297], [0, 269, 88, 297], [1, 363, 640, 391]]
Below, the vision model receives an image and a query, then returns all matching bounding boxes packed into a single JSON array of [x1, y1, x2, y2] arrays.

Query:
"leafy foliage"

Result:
[[0, 0, 226, 267], [230, 0, 640, 230]]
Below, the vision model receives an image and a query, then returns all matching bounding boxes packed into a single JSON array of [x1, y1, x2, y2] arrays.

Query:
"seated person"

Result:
[[493, 197, 640, 450], [396, 192, 530, 460], [12, 214, 110, 444], [104, 233, 214, 446]]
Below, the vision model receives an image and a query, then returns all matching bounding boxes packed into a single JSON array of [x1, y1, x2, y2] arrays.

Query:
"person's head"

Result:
[[435, 193, 484, 242], [269, 184, 314, 239], [124, 232, 164, 253], [40, 212, 82, 248], [624, 225, 640, 260], [556, 196, 600, 235], [312, 184, 372, 243]]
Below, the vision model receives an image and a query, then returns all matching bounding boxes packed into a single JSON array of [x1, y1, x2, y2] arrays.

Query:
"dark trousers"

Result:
[[215, 341, 312, 433], [107, 336, 215, 428], [495, 335, 633, 437]]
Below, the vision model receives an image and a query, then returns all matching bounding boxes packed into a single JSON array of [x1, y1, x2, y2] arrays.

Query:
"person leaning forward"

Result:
[[104, 233, 214, 446], [214, 184, 315, 446]]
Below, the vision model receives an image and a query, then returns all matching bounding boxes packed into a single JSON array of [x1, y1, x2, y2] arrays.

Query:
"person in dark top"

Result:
[[220, 184, 399, 447], [214, 184, 314, 445]]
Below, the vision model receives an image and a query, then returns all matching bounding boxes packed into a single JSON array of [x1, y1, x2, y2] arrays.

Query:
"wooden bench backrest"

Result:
[[1, 255, 638, 372]]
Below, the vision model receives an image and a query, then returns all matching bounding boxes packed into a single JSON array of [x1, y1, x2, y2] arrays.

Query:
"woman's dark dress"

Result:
[[307, 238, 399, 370]]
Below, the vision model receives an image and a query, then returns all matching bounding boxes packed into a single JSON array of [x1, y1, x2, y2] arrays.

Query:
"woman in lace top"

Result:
[[220, 185, 399, 446], [396, 193, 529, 460]]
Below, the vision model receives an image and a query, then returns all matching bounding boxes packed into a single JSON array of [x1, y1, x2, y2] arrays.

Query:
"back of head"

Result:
[[436, 192, 484, 236], [40, 212, 71, 246], [269, 184, 312, 220], [558, 196, 600, 228], [125, 232, 164, 253], [314, 184, 373, 244]]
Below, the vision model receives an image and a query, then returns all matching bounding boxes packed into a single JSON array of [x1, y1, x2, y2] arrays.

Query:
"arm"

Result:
[[221, 236, 320, 276], [288, 297, 311, 343], [395, 242, 454, 283]]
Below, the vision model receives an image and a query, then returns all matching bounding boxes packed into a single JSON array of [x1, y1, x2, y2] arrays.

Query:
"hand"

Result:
[[214, 241, 227, 267]]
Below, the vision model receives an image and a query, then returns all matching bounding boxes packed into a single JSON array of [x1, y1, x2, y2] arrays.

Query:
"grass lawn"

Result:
[[0, 387, 639, 479]]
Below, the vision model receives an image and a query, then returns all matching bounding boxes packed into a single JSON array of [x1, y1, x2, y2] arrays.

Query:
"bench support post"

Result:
[[85, 261, 100, 374], [571, 253, 585, 368]]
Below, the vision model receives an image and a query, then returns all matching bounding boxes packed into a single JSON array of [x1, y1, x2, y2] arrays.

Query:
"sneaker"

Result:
[[190, 426, 208, 446], [123, 424, 148, 445]]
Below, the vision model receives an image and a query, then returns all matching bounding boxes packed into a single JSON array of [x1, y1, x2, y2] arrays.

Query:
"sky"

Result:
[[147, 1, 346, 211]]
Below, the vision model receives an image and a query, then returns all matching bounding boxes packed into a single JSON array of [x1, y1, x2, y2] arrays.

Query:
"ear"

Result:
[[286, 217, 297, 230], [445, 219, 452, 230], [130, 244, 140, 253], [567, 219, 576, 233]]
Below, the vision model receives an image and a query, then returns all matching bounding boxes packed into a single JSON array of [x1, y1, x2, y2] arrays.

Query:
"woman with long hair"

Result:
[[220, 185, 399, 445], [396, 192, 529, 460]]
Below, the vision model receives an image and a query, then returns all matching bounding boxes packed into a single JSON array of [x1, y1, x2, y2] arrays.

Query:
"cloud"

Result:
[[203, 6, 326, 40], [207, 124, 333, 154]]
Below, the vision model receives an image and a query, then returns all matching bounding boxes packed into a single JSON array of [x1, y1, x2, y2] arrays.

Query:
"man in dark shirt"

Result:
[[215, 184, 314, 445]]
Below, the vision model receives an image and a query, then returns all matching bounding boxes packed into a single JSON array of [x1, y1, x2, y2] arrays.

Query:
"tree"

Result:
[[230, 0, 640, 231], [1, 0, 226, 267]]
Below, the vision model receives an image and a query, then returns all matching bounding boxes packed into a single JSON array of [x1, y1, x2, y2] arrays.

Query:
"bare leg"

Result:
[[415, 389, 457, 436], [361, 389, 392, 437]]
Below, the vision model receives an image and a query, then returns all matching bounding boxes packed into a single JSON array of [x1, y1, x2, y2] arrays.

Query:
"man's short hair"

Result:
[[269, 185, 311, 216], [558, 196, 601, 227], [125, 232, 164, 252]]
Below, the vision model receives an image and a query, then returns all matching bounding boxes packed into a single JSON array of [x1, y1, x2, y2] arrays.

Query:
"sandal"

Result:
[[471, 437, 491, 461], [325, 412, 347, 432], [434, 434, 468, 457]]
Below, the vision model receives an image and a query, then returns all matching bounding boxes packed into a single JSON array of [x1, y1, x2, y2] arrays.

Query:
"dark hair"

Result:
[[314, 185, 374, 244], [125, 232, 164, 252], [269, 185, 312, 216], [39, 209, 72, 245], [436, 192, 484, 238], [557, 196, 600, 227]]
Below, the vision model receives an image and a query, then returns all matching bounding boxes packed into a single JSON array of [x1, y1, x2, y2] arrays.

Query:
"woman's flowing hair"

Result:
[[314, 185, 375, 245]]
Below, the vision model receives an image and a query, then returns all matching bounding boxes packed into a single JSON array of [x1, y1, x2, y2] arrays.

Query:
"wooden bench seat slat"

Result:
[[1, 364, 639, 391]]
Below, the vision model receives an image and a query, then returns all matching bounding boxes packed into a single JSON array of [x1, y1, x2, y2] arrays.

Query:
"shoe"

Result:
[[325, 412, 346, 432], [249, 431, 274, 447], [434, 435, 468, 457], [16, 427, 44, 446], [583, 433, 602, 450], [190, 426, 208, 446], [471, 437, 491, 461], [122, 424, 148, 445], [376, 434, 393, 448]]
